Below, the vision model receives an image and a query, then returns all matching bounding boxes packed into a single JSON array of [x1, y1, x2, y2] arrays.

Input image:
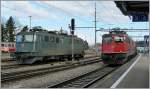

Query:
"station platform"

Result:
[[83, 53, 149, 88], [113, 53, 149, 88]]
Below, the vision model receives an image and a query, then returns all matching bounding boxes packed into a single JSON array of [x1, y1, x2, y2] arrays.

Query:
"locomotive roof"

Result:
[[109, 30, 126, 34], [102, 30, 128, 37], [17, 30, 83, 40], [17, 26, 87, 42]]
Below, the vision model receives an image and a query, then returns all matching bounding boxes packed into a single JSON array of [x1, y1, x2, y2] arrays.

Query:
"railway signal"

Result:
[[70, 18, 75, 61], [71, 18, 75, 35]]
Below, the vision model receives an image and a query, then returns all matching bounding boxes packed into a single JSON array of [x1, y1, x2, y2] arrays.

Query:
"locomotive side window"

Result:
[[49, 36, 55, 42], [44, 36, 49, 42], [24, 35, 33, 42], [56, 37, 59, 43]]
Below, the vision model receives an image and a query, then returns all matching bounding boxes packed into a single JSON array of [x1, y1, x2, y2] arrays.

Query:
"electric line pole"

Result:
[[29, 16, 32, 31], [94, 3, 97, 48]]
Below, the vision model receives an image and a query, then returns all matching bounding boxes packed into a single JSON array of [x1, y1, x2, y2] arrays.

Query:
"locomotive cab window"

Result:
[[114, 36, 124, 42], [16, 35, 23, 42], [16, 35, 35, 42]]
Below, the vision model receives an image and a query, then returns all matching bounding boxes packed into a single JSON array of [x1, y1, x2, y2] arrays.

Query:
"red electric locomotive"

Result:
[[101, 29, 137, 65]]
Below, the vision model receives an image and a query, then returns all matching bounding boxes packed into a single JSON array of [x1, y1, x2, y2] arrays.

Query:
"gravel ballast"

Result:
[[2, 62, 104, 88]]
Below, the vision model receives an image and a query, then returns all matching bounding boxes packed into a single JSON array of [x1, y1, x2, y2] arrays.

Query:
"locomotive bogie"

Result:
[[102, 53, 127, 64]]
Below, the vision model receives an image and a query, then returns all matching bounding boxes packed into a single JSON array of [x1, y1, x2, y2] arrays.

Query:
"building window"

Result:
[[12, 44, 14, 47], [8, 44, 11, 47]]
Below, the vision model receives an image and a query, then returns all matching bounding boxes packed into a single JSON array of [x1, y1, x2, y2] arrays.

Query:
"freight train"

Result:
[[101, 29, 137, 65], [15, 26, 89, 64]]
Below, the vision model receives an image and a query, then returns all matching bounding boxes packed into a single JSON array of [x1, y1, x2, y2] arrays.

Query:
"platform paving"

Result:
[[116, 54, 149, 88]]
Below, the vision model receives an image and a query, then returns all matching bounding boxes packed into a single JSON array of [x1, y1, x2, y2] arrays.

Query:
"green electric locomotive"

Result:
[[15, 27, 89, 64]]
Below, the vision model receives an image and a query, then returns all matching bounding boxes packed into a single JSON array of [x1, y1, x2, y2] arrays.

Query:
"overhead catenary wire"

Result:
[[2, 5, 17, 11]]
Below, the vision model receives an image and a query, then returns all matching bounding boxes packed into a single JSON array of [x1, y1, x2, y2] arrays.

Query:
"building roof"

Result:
[[115, 1, 149, 22], [115, 1, 149, 15]]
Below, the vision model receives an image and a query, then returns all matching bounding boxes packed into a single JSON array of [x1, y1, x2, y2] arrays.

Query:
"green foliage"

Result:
[[1, 24, 4, 42], [1, 24, 8, 42], [5, 16, 15, 42]]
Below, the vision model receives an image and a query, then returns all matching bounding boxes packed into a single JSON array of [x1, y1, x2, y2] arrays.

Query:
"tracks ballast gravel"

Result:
[[49, 66, 119, 88], [1, 56, 99, 70], [1, 58, 101, 83]]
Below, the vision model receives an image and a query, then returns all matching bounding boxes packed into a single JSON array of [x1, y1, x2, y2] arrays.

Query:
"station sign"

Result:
[[132, 15, 148, 22]]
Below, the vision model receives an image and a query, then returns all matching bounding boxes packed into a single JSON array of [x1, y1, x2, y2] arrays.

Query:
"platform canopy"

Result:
[[115, 1, 149, 22]]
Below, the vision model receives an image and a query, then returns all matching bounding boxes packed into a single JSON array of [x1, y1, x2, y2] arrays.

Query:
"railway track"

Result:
[[1, 57, 101, 83], [1, 55, 99, 70], [48, 66, 119, 88], [1, 64, 26, 69], [48, 55, 139, 88]]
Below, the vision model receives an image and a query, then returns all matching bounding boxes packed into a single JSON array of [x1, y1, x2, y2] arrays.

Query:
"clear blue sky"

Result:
[[1, 1, 149, 45]]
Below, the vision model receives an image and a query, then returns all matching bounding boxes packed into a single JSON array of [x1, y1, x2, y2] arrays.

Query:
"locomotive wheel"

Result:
[[58, 56, 63, 61], [42, 56, 48, 62]]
